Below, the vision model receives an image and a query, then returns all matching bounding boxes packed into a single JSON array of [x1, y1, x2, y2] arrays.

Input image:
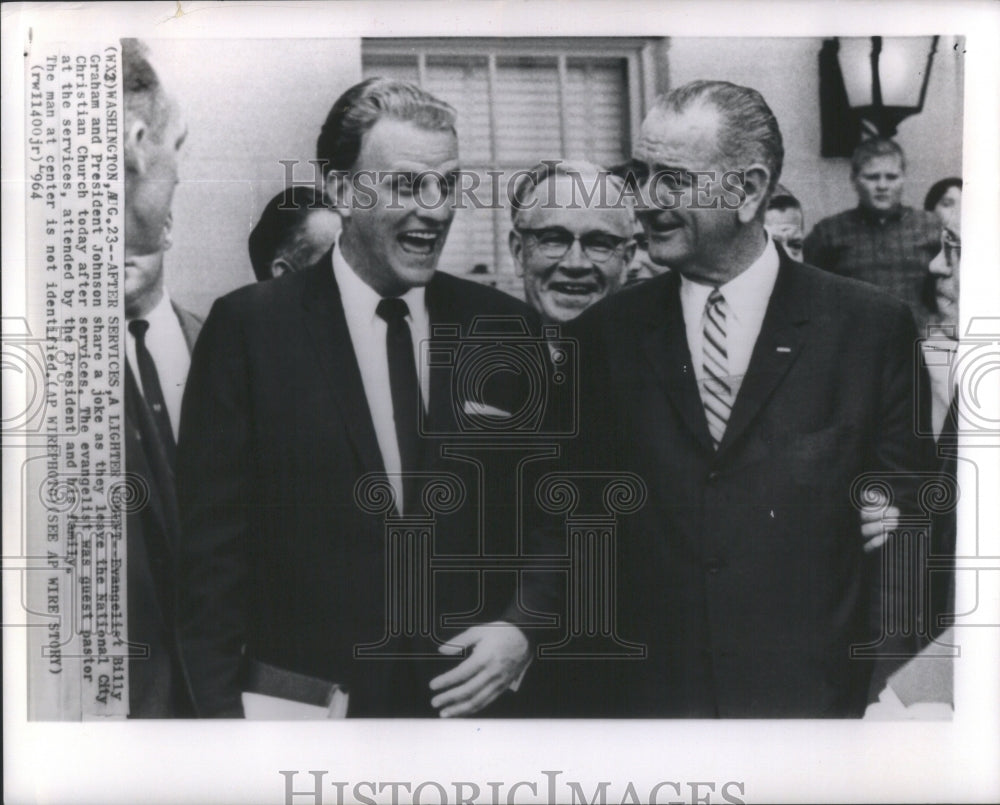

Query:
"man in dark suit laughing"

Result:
[[176, 78, 544, 718]]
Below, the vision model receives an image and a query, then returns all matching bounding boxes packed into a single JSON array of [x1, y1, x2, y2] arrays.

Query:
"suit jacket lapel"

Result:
[[423, 274, 462, 437], [125, 362, 174, 541], [642, 273, 716, 453], [172, 302, 203, 354], [300, 260, 385, 476], [716, 254, 809, 455]]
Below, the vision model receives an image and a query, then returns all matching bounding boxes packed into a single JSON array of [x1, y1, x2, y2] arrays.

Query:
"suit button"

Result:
[[707, 470, 720, 482], [705, 558, 726, 574]]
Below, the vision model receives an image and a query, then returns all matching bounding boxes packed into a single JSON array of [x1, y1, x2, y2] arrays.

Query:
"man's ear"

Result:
[[737, 164, 771, 224], [508, 229, 525, 277], [325, 171, 350, 220], [269, 258, 294, 279], [125, 119, 148, 174]]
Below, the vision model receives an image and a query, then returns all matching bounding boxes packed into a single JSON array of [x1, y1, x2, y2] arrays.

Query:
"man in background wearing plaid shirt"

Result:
[[803, 138, 941, 336]]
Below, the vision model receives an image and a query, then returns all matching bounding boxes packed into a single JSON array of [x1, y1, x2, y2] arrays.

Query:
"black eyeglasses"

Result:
[[515, 227, 628, 263], [942, 227, 961, 264]]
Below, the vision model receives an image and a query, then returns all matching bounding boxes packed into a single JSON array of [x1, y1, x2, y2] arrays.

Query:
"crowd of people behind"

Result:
[[121, 37, 960, 721]]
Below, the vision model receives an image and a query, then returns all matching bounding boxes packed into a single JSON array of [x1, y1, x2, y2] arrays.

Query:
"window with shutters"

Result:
[[362, 39, 656, 297]]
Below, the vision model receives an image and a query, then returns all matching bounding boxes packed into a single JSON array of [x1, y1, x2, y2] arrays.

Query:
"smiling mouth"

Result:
[[548, 281, 600, 298], [397, 230, 442, 255]]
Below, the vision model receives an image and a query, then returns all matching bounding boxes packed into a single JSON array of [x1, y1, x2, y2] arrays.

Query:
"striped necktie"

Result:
[[701, 288, 732, 449]]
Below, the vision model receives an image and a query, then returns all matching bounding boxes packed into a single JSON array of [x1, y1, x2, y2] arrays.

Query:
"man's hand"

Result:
[[860, 490, 901, 552], [429, 622, 530, 718]]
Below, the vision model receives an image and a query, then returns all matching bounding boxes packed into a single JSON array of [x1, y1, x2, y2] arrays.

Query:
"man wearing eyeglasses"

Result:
[[509, 160, 635, 324]]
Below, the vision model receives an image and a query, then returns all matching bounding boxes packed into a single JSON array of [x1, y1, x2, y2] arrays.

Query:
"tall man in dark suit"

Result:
[[122, 39, 199, 716], [566, 80, 933, 717], [176, 79, 541, 718]]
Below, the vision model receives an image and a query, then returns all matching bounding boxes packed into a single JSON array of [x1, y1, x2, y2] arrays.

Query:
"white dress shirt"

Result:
[[125, 288, 191, 439], [679, 236, 780, 400], [332, 236, 429, 513], [333, 238, 529, 696], [920, 337, 958, 439]]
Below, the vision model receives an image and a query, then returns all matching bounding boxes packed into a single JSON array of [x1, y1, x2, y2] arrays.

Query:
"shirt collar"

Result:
[[857, 203, 905, 225], [332, 233, 426, 324], [129, 286, 175, 329], [679, 234, 780, 324], [717, 234, 780, 325]]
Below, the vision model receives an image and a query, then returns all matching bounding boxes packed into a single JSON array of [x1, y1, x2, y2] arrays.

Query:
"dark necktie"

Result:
[[375, 298, 423, 513], [128, 318, 176, 466]]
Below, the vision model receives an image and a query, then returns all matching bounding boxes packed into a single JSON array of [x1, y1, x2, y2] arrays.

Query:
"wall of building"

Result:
[[663, 36, 965, 231], [147, 39, 362, 317]]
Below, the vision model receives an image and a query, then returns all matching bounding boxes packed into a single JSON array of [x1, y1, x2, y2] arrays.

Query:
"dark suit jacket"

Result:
[[125, 302, 201, 718], [563, 249, 935, 717], [175, 258, 547, 717]]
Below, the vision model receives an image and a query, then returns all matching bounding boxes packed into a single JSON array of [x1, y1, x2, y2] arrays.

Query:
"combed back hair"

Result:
[[851, 138, 906, 176], [767, 183, 802, 213], [121, 38, 171, 143], [924, 176, 962, 212], [653, 80, 784, 197], [248, 186, 333, 281], [316, 77, 457, 173], [510, 159, 628, 226]]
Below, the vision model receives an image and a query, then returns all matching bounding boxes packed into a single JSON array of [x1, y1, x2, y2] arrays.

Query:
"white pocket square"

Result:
[[463, 400, 513, 418]]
